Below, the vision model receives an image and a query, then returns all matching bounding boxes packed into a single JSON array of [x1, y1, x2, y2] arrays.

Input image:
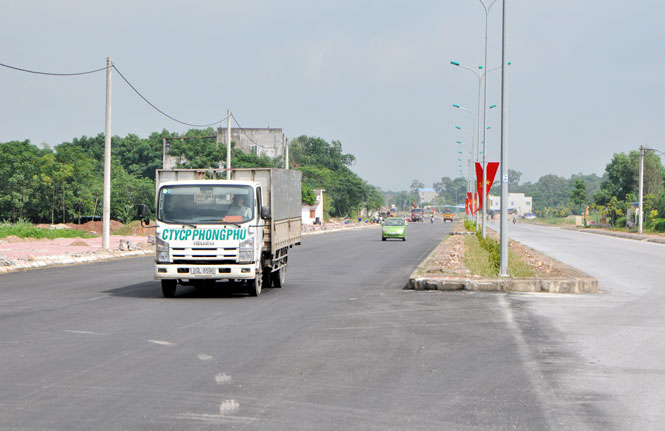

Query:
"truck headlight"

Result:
[[238, 235, 255, 263], [156, 237, 170, 263]]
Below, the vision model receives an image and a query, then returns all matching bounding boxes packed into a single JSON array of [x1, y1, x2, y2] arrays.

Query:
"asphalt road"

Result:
[[489, 220, 665, 430], [1, 220, 658, 430]]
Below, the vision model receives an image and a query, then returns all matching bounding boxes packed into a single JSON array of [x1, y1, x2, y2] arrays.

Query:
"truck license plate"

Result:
[[191, 267, 217, 275]]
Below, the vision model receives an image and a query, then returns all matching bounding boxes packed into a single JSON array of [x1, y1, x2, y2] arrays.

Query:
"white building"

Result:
[[488, 192, 533, 216], [216, 127, 285, 159], [302, 189, 324, 225], [417, 188, 438, 205]]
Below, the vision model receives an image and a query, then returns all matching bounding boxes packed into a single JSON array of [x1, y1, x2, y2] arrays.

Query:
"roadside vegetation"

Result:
[[463, 220, 534, 278], [0, 220, 96, 240], [0, 130, 385, 224]]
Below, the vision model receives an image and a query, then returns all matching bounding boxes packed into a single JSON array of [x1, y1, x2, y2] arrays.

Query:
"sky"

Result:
[[1, 0, 664, 191]]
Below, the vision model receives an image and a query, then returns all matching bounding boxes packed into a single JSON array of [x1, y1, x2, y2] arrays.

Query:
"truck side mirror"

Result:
[[136, 204, 150, 226], [261, 206, 270, 220]]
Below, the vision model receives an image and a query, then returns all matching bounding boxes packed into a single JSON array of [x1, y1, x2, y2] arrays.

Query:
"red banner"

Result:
[[475, 162, 500, 210], [466, 192, 472, 215]]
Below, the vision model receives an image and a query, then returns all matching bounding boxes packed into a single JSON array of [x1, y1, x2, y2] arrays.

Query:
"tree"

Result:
[[570, 179, 587, 215], [508, 169, 522, 188], [410, 179, 424, 206], [0, 140, 42, 221]]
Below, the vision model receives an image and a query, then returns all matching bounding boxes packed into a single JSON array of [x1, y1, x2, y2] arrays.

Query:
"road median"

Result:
[[407, 222, 598, 293]]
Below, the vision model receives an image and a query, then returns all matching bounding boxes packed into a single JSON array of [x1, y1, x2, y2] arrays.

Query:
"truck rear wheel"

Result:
[[161, 279, 177, 298], [272, 264, 287, 288]]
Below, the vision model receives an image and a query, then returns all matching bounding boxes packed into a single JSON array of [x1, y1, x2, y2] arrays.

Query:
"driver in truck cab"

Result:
[[226, 194, 252, 219]]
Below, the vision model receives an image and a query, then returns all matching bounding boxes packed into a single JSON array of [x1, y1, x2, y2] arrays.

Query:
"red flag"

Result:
[[475, 162, 500, 210], [466, 192, 473, 215]]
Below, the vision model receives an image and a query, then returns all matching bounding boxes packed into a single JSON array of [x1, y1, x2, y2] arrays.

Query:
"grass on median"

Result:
[[0, 220, 97, 240], [464, 233, 535, 278]]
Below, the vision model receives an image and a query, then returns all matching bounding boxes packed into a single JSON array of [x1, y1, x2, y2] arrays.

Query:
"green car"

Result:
[[382, 217, 407, 241]]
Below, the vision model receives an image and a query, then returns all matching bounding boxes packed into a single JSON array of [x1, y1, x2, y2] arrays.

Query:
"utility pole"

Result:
[[639, 145, 645, 234], [499, 0, 509, 276], [102, 57, 112, 250], [285, 137, 290, 169], [226, 109, 231, 180]]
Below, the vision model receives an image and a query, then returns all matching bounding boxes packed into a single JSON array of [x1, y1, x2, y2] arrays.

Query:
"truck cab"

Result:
[[411, 208, 424, 222]]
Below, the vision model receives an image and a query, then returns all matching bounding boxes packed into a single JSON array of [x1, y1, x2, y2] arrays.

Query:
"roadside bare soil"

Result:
[[421, 222, 569, 279]]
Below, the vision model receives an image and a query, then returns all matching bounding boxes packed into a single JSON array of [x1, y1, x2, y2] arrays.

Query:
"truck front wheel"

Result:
[[247, 268, 263, 297], [161, 279, 177, 298]]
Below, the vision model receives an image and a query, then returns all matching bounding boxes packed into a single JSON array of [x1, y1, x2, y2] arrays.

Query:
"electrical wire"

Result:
[[230, 113, 270, 149], [0, 61, 106, 76], [112, 64, 227, 128]]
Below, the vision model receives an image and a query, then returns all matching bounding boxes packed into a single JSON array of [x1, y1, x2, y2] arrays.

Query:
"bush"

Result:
[[615, 216, 626, 228], [464, 220, 476, 231], [652, 218, 665, 233], [476, 230, 500, 274]]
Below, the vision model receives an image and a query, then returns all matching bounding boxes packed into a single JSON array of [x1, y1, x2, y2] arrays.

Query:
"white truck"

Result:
[[139, 168, 302, 297]]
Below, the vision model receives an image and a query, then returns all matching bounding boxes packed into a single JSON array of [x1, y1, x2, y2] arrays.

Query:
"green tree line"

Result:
[[0, 130, 384, 223]]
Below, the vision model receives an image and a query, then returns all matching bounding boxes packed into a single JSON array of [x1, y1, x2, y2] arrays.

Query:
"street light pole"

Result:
[[639, 145, 645, 234], [453, 106, 476, 219], [450, 60, 505, 229], [499, 0, 509, 277], [479, 0, 498, 238]]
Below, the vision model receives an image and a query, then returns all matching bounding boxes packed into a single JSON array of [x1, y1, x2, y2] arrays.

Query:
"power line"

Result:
[[0, 61, 106, 76], [112, 64, 227, 128]]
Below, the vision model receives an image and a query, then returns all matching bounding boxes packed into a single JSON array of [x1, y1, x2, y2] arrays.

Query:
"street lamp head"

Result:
[[450, 61, 460, 66], [456, 140, 461, 143], [478, 65, 483, 70], [455, 126, 461, 130], [489, 104, 497, 109], [453, 104, 460, 108]]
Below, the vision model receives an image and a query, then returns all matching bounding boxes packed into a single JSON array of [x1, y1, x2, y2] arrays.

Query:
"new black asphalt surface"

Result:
[[0, 222, 612, 430]]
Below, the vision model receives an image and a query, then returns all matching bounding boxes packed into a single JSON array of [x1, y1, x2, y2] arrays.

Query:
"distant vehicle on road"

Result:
[[442, 208, 454, 222], [382, 217, 407, 241], [411, 208, 424, 222], [523, 213, 536, 220]]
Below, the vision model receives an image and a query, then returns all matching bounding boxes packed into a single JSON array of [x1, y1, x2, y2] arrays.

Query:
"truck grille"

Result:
[[171, 247, 238, 260]]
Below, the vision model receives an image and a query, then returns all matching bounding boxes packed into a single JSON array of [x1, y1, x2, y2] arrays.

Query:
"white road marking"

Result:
[[64, 330, 107, 335], [148, 340, 173, 346], [215, 373, 232, 384], [197, 353, 214, 361], [219, 400, 240, 416]]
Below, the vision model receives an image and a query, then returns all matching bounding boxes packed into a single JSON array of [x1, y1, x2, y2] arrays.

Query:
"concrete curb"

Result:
[[407, 275, 598, 294], [302, 223, 380, 236], [407, 231, 599, 294], [0, 249, 154, 275]]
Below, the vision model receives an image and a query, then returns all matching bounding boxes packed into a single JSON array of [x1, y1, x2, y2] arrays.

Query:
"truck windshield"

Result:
[[157, 185, 255, 224]]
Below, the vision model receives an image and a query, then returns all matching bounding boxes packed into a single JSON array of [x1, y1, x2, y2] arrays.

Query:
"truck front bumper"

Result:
[[155, 263, 257, 280]]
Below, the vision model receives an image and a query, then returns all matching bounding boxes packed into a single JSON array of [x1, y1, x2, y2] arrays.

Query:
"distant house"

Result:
[[488, 193, 532, 216], [417, 188, 438, 205], [163, 127, 285, 169], [302, 189, 324, 225]]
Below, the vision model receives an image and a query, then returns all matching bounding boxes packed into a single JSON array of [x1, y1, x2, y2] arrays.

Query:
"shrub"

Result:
[[476, 230, 500, 274], [464, 220, 476, 231], [615, 216, 626, 228], [652, 218, 665, 233]]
